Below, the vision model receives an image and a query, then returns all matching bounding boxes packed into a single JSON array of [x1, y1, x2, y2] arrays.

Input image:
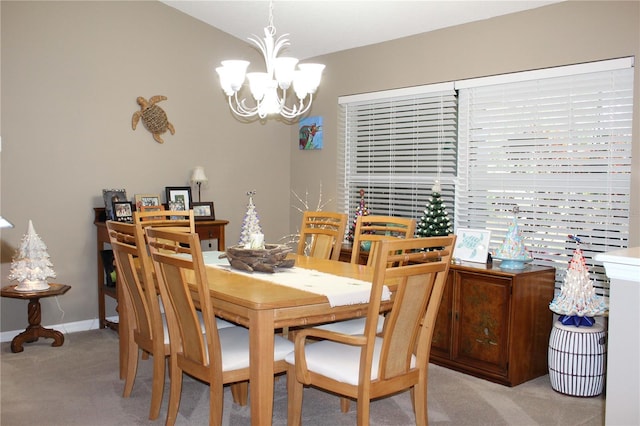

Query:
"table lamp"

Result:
[[0, 216, 14, 228], [190, 166, 208, 202]]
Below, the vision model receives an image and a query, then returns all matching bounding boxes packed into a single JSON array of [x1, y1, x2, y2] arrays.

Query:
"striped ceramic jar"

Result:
[[548, 321, 607, 397]]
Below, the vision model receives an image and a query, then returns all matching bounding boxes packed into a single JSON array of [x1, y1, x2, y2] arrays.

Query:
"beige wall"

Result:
[[289, 0, 640, 246], [0, 1, 292, 332], [1, 1, 638, 333]]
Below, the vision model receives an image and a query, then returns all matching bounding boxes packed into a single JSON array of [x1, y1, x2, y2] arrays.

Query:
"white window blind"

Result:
[[338, 58, 633, 295], [337, 85, 458, 226], [456, 64, 634, 294]]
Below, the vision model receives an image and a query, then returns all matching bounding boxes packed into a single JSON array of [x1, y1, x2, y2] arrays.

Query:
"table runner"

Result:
[[201, 251, 390, 308]]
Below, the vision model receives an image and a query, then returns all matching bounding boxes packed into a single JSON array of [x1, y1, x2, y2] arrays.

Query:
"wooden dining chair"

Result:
[[314, 215, 416, 337], [108, 216, 240, 420], [107, 220, 169, 420], [297, 211, 348, 261], [283, 211, 349, 339], [133, 210, 236, 332], [145, 228, 294, 426], [286, 235, 456, 426]]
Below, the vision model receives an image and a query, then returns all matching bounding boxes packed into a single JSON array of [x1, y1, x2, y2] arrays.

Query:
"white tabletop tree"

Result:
[[238, 191, 263, 247], [549, 236, 608, 326], [8, 220, 56, 291]]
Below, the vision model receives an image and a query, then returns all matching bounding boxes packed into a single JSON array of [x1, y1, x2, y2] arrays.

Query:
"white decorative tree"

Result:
[[8, 220, 56, 291], [238, 190, 263, 247], [549, 238, 608, 326]]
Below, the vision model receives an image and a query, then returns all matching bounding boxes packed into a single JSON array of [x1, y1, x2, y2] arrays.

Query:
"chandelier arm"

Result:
[[228, 95, 259, 118], [233, 88, 287, 113], [237, 98, 259, 116], [280, 94, 313, 117]]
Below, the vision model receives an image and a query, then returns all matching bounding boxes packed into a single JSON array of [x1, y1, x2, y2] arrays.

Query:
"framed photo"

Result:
[[165, 186, 191, 211], [453, 228, 491, 263], [113, 201, 133, 223], [135, 193, 161, 210], [192, 201, 215, 220], [102, 188, 127, 220]]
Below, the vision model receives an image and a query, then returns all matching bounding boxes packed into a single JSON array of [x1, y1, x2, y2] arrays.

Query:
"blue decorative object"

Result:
[[494, 256, 532, 270], [494, 206, 533, 270], [559, 315, 596, 327], [360, 240, 371, 252]]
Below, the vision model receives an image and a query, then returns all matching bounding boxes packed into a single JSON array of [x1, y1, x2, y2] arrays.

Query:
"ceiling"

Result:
[[161, 0, 562, 60]]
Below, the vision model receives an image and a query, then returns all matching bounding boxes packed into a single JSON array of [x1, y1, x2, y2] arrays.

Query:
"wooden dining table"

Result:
[[199, 253, 388, 426]]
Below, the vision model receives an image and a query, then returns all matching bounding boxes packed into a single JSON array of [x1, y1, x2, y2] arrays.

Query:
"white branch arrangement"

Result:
[[278, 182, 332, 251]]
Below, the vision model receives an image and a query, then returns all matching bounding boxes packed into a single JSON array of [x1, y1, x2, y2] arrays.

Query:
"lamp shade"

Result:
[[190, 166, 208, 184], [0, 216, 14, 228]]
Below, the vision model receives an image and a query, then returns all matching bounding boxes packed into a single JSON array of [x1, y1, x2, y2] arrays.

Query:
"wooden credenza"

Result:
[[93, 207, 229, 330], [341, 244, 555, 386], [431, 261, 555, 386]]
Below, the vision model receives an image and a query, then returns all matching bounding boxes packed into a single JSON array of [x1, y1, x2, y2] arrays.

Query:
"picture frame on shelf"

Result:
[[192, 202, 215, 221], [113, 201, 133, 223], [102, 188, 127, 220], [135, 193, 161, 210], [139, 204, 165, 221], [165, 186, 191, 211], [453, 228, 491, 263]]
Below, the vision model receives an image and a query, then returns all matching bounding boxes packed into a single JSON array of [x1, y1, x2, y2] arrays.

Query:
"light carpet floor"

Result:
[[0, 329, 604, 425]]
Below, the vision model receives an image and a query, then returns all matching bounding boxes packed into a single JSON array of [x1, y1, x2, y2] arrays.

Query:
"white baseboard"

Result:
[[0, 315, 119, 343]]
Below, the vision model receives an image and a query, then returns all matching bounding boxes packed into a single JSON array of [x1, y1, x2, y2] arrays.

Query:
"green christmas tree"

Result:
[[417, 182, 452, 237], [347, 189, 370, 242], [238, 191, 263, 247]]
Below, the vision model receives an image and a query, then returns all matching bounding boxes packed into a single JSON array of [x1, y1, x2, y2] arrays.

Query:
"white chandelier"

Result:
[[215, 1, 325, 120]]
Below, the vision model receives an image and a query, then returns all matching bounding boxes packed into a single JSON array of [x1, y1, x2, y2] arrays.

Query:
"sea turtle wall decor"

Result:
[[131, 95, 175, 143]]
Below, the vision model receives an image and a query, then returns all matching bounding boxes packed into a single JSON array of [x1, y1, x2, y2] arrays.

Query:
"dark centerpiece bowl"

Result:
[[223, 244, 294, 273]]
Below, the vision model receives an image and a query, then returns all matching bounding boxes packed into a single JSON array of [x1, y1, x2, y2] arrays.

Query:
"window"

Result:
[[337, 83, 458, 222], [456, 58, 634, 293], [338, 58, 634, 294]]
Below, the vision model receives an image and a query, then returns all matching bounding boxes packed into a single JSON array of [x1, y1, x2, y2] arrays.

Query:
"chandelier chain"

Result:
[[267, 0, 275, 34]]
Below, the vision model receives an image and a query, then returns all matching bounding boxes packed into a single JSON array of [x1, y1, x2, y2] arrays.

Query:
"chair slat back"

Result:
[[134, 210, 195, 254], [134, 210, 195, 232], [351, 215, 416, 266], [145, 228, 221, 370], [297, 211, 348, 261], [106, 220, 163, 345], [364, 236, 455, 382]]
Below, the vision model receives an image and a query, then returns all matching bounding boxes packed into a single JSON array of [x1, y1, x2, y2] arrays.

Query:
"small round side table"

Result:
[[1, 283, 71, 353]]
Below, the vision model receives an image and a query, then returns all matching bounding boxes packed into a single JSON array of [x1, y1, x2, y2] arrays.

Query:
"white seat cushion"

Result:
[[159, 313, 170, 344], [154, 309, 235, 345], [313, 314, 385, 335], [211, 327, 294, 371], [215, 317, 237, 329], [285, 337, 416, 386]]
